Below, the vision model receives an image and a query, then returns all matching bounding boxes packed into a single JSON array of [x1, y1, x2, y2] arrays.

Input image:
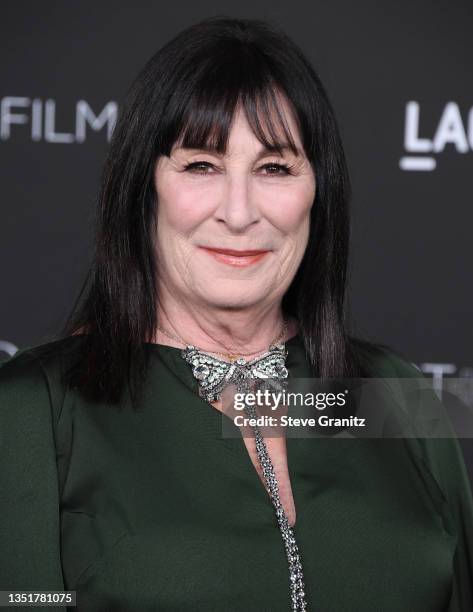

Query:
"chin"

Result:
[[200, 291, 264, 309]]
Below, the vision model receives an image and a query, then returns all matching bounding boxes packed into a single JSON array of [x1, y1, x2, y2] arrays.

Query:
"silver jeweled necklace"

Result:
[[156, 320, 308, 611]]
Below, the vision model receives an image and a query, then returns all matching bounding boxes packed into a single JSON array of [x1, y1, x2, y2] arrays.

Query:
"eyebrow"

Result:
[[174, 143, 301, 158]]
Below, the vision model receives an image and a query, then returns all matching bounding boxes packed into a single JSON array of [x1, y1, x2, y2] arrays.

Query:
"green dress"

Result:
[[0, 334, 472, 611]]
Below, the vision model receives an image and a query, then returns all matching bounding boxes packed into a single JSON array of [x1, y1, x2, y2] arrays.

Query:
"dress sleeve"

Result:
[[0, 350, 66, 609], [416, 422, 473, 611], [383, 350, 473, 610]]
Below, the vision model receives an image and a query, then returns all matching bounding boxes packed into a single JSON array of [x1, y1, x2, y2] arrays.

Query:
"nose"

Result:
[[214, 172, 260, 231]]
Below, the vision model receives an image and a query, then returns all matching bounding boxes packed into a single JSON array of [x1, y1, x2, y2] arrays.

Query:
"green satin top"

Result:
[[0, 334, 472, 611]]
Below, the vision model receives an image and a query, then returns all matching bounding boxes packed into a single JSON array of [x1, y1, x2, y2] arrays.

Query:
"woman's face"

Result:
[[153, 99, 316, 312]]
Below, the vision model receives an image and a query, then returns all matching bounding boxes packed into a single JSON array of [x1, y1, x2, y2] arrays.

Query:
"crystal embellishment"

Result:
[[181, 343, 290, 402]]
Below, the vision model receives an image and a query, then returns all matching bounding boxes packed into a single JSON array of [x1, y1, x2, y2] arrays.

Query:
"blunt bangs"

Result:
[[157, 40, 301, 158]]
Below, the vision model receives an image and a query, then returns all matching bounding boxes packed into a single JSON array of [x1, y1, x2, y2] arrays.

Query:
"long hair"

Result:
[[43, 16, 382, 406]]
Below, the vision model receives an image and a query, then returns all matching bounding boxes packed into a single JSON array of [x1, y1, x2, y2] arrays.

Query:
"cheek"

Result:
[[156, 177, 217, 232], [261, 182, 314, 232]]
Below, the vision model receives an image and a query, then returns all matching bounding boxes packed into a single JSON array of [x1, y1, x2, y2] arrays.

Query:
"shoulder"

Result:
[[349, 336, 424, 379], [0, 336, 82, 424], [0, 335, 81, 379], [349, 338, 473, 525]]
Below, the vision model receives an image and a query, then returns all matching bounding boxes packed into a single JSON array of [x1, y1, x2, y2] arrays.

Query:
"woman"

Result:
[[1, 16, 472, 612]]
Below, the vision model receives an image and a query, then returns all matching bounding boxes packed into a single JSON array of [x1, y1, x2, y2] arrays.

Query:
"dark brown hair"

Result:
[[40, 16, 388, 407]]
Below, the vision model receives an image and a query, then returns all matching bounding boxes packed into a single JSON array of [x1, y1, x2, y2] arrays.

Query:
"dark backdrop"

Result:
[[1, 1, 472, 475]]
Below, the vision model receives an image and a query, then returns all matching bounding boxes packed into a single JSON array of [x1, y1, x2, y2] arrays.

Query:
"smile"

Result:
[[199, 247, 270, 267]]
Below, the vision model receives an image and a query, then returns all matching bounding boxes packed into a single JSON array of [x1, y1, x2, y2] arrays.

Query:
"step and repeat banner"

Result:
[[1, 2, 472, 473]]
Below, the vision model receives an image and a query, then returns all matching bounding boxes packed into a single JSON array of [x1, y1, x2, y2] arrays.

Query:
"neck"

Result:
[[153, 289, 298, 356]]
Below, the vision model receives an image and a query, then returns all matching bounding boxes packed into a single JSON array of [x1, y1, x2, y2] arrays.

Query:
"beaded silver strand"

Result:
[[156, 321, 308, 611], [243, 389, 307, 611]]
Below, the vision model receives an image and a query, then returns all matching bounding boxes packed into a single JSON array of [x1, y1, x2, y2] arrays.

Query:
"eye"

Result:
[[182, 160, 293, 176], [259, 162, 291, 176], [183, 161, 215, 174]]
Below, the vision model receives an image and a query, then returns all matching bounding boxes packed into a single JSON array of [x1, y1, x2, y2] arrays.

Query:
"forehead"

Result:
[[173, 132, 302, 157], [171, 89, 304, 157], [226, 107, 302, 152]]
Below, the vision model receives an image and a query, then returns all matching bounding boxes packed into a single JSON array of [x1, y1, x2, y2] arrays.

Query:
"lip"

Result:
[[199, 246, 270, 267]]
